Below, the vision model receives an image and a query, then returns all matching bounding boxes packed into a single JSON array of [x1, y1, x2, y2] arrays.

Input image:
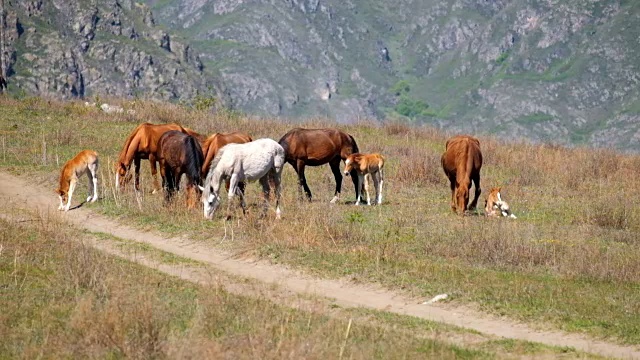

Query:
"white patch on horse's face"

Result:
[[497, 192, 503, 202], [203, 191, 219, 220], [344, 158, 352, 175]]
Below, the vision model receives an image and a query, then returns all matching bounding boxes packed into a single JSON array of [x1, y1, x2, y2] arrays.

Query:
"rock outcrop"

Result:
[[1, 0, 216, 102]]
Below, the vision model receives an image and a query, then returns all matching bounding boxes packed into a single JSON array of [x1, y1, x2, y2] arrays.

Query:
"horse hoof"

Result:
[[330, 196, 339, 204]]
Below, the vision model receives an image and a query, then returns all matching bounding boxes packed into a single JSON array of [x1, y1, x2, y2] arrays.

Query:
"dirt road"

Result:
[[1, 171, 638, 359]]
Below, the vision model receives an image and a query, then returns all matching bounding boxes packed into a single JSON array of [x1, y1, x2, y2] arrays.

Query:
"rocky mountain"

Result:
[[144, 0, 640, 151], [2, 0, 640, 151], [0, 0, 217, 101]]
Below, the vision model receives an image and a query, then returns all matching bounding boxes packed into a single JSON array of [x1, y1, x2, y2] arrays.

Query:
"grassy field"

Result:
[[0, 205, 596, 358], [1, 96, 639, 345]]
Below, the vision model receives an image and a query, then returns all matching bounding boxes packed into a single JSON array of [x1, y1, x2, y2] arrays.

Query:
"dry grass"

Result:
[[1, 96, 639, 344], [0, 209, 596, 359]]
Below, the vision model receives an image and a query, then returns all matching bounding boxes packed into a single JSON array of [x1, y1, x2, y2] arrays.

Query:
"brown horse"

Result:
[[157, 130, 205, 208], [115, 122, 195, 193], [279, 128, 361, 203], [441, 135, 483, 215], [201, 132, 253, 176], [183, 127, 207, 144]]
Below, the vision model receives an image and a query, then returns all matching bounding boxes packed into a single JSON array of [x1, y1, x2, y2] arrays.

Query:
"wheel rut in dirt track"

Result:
[[0, 171, 638, 359]]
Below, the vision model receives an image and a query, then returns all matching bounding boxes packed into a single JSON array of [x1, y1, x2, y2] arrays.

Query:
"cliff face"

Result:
[[146, 0, 640, 151], [1, 0, 216, 102], [3, 0, 640, 151]]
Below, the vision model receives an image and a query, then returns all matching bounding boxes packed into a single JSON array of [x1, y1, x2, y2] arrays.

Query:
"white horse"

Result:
[[200, 138, 285, 220]]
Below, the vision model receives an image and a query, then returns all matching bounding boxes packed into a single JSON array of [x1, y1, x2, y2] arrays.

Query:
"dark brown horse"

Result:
[[279, 128, 361, 203], [441, 135, 483, 215], [115, 122, 196, 193], [157, 130, 205, 208]]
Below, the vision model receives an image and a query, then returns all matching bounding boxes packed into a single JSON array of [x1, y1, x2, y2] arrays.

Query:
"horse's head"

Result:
[[55, 188, 68, 210], [455, 185, 470, 215], [114, 161, 131, 190], [343, 153, 361, 176], [200, 184, 221, 220]]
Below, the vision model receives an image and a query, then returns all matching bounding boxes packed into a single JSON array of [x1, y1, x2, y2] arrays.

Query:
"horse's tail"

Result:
[[349, 134, 359, 154], [278, 132, 290, 155], [186, 135, 205, 186]]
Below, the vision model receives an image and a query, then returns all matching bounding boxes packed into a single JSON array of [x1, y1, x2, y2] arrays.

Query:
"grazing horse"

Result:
[[201, 138, 284, 220], [343, 153, 385, 206], [56, 150, 99, 211], [157, 131, 205, 208], [279, 128, 360, 203], [441, 135, 483, 215], [115, 122, 193, 193], [201, 132, 253, 176], [484, 187, 517, 219]]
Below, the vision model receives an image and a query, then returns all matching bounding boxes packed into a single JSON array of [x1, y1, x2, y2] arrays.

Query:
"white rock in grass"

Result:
[[422, 293, 448, 304]]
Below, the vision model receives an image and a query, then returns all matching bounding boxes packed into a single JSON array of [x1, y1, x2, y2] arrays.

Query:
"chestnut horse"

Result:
[[279, 128, 360, 203], [441, 135, 483, 215], [115, 122, 203, 193], [201, 132, 253, 176], [157, 130, 205, 208]]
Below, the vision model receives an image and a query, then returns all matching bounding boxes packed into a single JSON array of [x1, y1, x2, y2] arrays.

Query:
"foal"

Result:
[[56, 150, 99, 211], [343, 153, 385, 205], [484, 187, 517, 219]]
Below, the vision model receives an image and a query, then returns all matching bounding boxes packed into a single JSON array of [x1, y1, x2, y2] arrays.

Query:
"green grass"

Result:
[[1, 97, 639, 346]]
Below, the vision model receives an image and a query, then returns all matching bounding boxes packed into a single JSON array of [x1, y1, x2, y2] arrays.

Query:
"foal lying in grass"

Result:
[[343, 153, 385, 205], [484, 187, 517, 219]]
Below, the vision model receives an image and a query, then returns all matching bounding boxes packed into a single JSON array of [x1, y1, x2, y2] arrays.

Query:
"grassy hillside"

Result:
[[1, 96, 639, 346]]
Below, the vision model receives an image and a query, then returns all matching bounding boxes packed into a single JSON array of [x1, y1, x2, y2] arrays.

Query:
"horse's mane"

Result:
[[349, 134, 359, 154], [206, 142, 231, 182], [117, 122, 150, 164], [184, 135, 204, 186]]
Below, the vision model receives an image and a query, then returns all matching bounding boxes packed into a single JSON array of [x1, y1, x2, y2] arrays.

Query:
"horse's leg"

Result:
[[376, 170, 384, 205], [227, 173, 242, 219], [163, 166, 174, 205], [449, 177, 457, 212], [86, 164, 98, 203], [259, 175, 271, 218], [133, 156, 142, 192], [186, 180, 195, 209], [296, 159, 312, 201], [238, 181, 246, 198], [64, 179, 76, 211], [329, 158, 342, 204], [149, 154, 161, 194], [273, 170, 282, 219], [469, 173, 481, 211], [348, 167, 362, 204]]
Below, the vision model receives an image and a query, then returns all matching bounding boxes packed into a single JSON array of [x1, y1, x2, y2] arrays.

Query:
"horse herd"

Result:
[[56, 122, 516, 219]]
